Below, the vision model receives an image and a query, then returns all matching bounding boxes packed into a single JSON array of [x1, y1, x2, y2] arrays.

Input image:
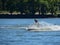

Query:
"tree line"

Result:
[[0, 0, 60, 15]]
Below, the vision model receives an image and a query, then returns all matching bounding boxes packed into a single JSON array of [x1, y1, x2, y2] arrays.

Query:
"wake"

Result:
[[39, 21, 60, 31], [0, 21, 60, 31]]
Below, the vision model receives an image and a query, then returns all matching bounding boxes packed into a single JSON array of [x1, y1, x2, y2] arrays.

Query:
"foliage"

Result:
[[0, 0, 60, 15]]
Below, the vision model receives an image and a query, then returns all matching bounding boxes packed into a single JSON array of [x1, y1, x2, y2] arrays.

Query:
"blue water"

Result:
[[0, 18, 60, 45]]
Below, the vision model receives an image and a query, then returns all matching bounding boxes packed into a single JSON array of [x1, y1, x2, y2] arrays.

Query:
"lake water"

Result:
[[0, 18, 60, 45]]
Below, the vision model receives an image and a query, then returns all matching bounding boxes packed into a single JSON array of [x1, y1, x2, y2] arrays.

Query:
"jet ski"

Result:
[[26, 19, 60, 31], [26, 24, 52, 31], [26, 19, 51, 31]]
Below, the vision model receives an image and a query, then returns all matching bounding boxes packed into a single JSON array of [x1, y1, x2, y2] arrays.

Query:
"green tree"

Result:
[[6, 0, 16, 14], [1, 0, 8, 10]]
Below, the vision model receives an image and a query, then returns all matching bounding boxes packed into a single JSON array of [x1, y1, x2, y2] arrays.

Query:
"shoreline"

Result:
[[0, 14, 60, 18]]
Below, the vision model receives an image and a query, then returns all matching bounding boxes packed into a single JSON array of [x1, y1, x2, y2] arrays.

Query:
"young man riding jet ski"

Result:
[[27, 19, 40, 30]]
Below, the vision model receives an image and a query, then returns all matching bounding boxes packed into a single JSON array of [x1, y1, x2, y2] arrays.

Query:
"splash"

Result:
[[39, 21, 60, 31]]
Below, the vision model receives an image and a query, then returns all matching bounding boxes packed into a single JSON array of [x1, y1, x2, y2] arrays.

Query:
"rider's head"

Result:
[[34, 19, 38, 23]]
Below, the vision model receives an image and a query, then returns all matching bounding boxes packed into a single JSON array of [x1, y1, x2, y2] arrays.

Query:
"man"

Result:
[[34, 19, 40, 27]]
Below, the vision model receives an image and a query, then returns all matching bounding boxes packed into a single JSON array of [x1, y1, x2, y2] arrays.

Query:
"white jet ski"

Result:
[[26, 24, 52, 31], [26, 19, 60, 31], [26, 19, 52, 31]]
